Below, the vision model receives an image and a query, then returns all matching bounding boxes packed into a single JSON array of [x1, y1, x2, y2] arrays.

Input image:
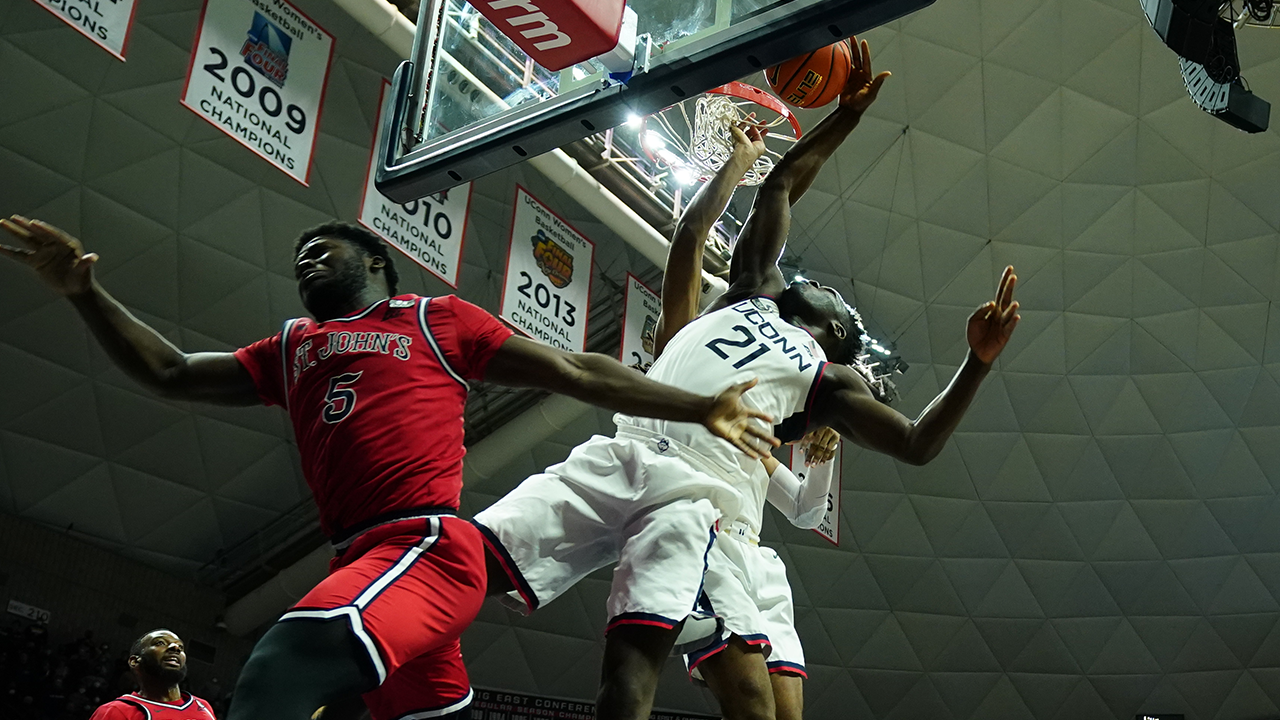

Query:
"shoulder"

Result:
[[90, 698, 140, 720], [191, 695, 217, 717]]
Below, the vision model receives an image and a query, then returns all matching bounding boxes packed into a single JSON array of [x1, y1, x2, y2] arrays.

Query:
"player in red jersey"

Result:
[[90, 629, 218, 720], [0, 217, 778, 720]]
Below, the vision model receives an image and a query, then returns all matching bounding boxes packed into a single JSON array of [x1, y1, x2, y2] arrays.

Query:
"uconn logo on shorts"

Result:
[[656, 438, 670, 454]]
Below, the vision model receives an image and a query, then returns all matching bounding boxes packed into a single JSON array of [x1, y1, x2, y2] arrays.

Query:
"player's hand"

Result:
[[729, 118, 768, 164], [0, 216, 98, 297], [967, 265, 1020, 365], [704, 378, 780, 459], [800, 426, 840, 466], [839, 37, 891, 114]]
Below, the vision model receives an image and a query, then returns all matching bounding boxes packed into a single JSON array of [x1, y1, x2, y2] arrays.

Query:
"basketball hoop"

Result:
[[638, 81, 803, 187]]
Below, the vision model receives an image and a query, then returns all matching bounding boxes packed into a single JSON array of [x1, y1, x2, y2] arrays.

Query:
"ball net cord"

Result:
[[651, 94, 796, 186]]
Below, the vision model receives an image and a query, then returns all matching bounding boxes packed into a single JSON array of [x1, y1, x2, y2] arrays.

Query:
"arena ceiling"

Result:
[[3, 0, 1280, 718]]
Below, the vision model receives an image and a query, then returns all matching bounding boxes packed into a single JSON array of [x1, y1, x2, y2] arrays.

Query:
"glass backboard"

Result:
[[376, 0, 932, 203]]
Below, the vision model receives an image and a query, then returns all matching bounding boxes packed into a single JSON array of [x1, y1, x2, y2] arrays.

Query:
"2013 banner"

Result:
[[30, 0, 139, 60], [620, 273, 659, 372], [500, 186, 594, 352], [182, 0, 334, 184], [359, 81, 471, 288]]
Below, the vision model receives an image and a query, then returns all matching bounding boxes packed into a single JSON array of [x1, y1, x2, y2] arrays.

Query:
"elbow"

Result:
[[898, 443, 940, 466], [793, 509, 824, 530]]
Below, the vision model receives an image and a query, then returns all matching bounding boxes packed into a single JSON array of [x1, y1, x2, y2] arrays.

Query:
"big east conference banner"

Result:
[[182, 0, 334, 184], [500, 187, 594, 352], [31, 0, 139, 60], [359, 81, 471, 288]]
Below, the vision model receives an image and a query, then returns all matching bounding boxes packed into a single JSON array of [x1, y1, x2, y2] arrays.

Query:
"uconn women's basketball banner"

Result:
[[500, 186, 594, 352], [359, 81, 471, 288], [620, 274, 659, 372], [182, 0, 334, 184], [31, 0, 139, 60]]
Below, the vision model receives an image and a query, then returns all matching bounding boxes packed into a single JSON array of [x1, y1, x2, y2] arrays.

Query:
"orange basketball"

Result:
[[765, 41, 853, 109]]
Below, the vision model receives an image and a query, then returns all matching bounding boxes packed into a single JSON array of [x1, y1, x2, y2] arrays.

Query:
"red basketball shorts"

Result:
[[280, 514, 485, 720]]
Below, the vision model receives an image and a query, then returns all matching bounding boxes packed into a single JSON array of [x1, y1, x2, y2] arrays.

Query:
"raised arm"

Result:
[[483, 335, 780, 458], [654, 123, 766, 355], [724, 37, 890, 303], [1, 217, 259, 405], [812, 267, 1020, 465]]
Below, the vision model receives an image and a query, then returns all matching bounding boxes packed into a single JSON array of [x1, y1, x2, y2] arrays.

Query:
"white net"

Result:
[[648, 92, 795, 186]]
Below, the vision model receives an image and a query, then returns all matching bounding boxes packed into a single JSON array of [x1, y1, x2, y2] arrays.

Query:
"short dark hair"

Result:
[[294, 222, 399, 296], [836, 305, 865, 364], [129, 629, 173, 658]]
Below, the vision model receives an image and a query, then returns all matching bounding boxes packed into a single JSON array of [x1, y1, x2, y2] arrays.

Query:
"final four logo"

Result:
[[241, 12, 291, 87], [531, 229, 573, 289]]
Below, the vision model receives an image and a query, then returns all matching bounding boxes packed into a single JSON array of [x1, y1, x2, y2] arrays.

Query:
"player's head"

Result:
[[293, 222, 400, 319], [777, 278, 864, 364], [128, 629, 187, 686]]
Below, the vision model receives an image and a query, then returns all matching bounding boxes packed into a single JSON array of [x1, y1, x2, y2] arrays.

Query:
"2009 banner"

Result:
[[359, 81, 471, 288], [182, 0, 334, 184], [500, 186, 594, 353], [31, 0, 139, 60]]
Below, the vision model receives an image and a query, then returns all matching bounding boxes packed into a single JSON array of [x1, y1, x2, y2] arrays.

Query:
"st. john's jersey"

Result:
[[89, 693, 216, 720], [235, 295, 512, 540], [616, 295, 828, 515]]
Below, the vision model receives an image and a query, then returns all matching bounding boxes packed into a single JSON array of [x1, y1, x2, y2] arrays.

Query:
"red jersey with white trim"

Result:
[[89, 693, 216, 720], [234, 295, 513, 538]]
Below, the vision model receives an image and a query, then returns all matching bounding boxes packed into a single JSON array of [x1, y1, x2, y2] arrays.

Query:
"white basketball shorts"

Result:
[[473, 432, 737, 637], [684, 523, 806, 680]]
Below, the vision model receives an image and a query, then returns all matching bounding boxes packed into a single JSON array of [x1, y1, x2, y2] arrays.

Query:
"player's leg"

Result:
[[770, 673, 803, 720], [363, 641, 473, 720], [597, 623, 684, 720], [698, 635, 776, 720], [473, 437, 633, 613], [597, 496, 722, 720], [233, 516, 486, 720], [226, 618, 377, 720]]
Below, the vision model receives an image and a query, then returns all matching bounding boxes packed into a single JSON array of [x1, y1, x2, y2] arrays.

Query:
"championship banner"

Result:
[[359, 81, 471, 288], [181, 0, 334, 185], [472, 688, 715, 720], [31, 0, 139, 60], [500, 186, 594, 352], [790, 444, 842, 546], [620, 273, 659, 372]]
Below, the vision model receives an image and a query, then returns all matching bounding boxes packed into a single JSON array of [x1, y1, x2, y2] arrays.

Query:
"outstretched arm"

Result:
[[655, 123, 766, 355], [811, 267, 1020, 465], [483, 335, 780, 459], [0, 217, 259, 405], [724, 37, 890, 302]]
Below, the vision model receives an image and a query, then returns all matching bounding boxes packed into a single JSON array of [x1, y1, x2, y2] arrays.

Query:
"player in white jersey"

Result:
[[648, 118, 840, 720], [477, 36, 1020, 720]]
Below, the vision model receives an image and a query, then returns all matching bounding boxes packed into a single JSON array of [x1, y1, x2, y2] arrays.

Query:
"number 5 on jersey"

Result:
[[323, 372, 363, 424]]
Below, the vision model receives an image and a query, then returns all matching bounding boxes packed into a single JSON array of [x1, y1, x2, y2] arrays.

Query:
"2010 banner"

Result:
[[30, 0, 139, 60], [620, 273, 659, 372], [359, 81, 471, 288], [500, 186, 594, 352], [182, 0, 334, 185]]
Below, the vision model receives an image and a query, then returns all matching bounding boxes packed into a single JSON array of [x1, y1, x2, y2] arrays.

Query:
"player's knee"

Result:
[[721, 674, 774, 720]]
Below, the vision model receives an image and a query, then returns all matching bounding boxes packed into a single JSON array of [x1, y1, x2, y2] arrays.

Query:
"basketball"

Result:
[[765, 40, 853, 109]]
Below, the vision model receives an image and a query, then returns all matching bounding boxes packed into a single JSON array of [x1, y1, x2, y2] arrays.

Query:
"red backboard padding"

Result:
[[470, 0, 626, 71]]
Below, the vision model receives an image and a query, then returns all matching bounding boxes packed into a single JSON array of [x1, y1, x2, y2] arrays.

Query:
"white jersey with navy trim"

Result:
[[616, 296, 827, 516]]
